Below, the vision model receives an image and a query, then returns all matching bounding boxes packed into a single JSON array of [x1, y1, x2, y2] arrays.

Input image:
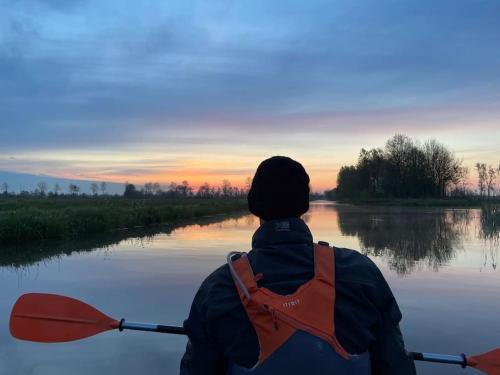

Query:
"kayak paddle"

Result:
[[9, 293, 500, 374], [9, 293, 184, 343], [409, 351, 500, 374]]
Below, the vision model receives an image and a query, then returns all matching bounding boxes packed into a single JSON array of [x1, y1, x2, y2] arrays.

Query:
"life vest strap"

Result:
[[314, 243, 335, 285], [227, 252, 256, 300]]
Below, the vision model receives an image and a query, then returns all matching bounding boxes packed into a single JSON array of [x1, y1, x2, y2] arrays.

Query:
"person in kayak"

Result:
[[180, 156, 416, 375]]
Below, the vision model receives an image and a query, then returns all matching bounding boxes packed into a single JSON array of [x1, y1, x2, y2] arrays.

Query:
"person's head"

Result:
[[247, 156, 310, 221]]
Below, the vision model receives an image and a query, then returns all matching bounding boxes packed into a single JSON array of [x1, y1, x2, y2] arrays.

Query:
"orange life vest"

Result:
[[227, 242, 371, 374]]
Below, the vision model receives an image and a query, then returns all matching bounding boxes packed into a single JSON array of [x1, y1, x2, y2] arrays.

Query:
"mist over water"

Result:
[[0, 202, 498, 374]]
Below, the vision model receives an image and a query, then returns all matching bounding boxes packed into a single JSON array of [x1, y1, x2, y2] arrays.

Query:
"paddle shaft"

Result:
[[117, 322, 470, 367], [409, 352, 467, 367], [119, 320, 186, 335]]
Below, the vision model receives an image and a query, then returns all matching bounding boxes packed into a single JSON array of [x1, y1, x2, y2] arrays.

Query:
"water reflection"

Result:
[[479, 205, 499, 271], [335, 205, 498, 275], [0, 212, 248, 268], [1, 204, 498, 276]]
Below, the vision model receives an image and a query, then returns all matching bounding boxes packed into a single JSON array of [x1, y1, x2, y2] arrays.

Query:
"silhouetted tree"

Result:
[[424, 140, 462, 198], [335, 134, 465, 200], [476, 163, 487, 198], [336, 166, 360, 199], [222, 179, 233, 197], [175, 180, 191, 197], [37, 181, 48, 196], [168, 182, 178, 197], [356, 148, 386, 197], [68, 184, 80, 195], [498, 165, 500, 195], [143, 182, 152, 195], [100, 181, 107, 195], [124, 183, 140, 198], [486, 165, 497, 198], [152, 182, 161, 195], [53, 183, 61, 195], [384, 134, 415, 197], [324, 188, 337, 200], [197, 182, 212, 198], [1, 182, 8, 195], [309, 192, 325, 200], [90, 182, 99, 196]]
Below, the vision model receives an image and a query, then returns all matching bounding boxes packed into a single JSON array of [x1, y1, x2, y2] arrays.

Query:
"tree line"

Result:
[[0, 181, 108, 197], [475, 163, 500, 199], [0, 179, 251, 199], [329, 134, 498, 200], [123, 179, 251, 199]]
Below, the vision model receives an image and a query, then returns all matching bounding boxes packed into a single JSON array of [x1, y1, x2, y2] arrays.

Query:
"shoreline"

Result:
[[0, 197, 248, 246], [1, 210, 249, 268], [329, 197, 500, 208]]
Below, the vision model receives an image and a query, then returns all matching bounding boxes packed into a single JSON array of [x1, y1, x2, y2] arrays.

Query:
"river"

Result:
[[0, 202, 498, 374]]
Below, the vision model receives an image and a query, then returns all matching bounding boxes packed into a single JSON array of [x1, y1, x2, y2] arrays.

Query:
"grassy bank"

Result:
[[334, 197, 500, 208], [1, 211, 247, 268], [0, 197, 248, 245]]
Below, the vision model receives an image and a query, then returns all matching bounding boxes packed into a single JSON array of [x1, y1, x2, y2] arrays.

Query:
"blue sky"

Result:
[[1, 0, 499, 190]]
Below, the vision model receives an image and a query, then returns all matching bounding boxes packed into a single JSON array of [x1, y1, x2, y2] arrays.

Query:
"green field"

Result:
[[0, 197, 248, 245]]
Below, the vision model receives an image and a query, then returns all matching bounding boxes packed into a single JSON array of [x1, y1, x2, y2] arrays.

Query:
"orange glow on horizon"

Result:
[[72, 170, 340, 192], [43, 156, 343, 192]]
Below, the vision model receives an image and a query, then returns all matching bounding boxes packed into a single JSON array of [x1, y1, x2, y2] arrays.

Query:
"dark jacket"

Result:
[[181, 218, 416, 375]]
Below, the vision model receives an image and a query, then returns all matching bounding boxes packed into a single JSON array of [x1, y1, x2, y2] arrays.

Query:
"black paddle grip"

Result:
[[156, 325, 186, 335]]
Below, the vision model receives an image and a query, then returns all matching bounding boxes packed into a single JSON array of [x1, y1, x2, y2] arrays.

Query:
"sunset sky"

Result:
[[1, 0, 499, 191]]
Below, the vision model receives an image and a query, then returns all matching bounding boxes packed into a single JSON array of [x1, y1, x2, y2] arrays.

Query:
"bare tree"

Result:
[[178, 180, 192, 197], [456, 166, 469, 196], [476, 163, 487, 197], [90, 182, 99, 196], [100, 181, 107, 195], [69, 184, 80, 195], [222, 179, 232, 197], [498, 165, 500, 195], [152, 182, 162, 195], [486, 165, 497, 199], [197, 182, 211, 198], [424, 140, 463, 198], [1, 182, 8, 195], [53, 183, 61, 195], [37, 181, 48, 196], [144, 182, 154, 195]]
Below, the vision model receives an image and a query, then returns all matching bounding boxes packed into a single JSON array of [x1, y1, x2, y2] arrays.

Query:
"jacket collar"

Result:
[[251, 217, 313, 248]]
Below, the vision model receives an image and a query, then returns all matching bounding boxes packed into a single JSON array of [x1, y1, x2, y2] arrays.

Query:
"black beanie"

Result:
[[248, 156, 310, 220]]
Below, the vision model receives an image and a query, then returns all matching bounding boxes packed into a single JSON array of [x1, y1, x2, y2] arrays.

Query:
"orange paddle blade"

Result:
[[468, 349, 500, 375], [10, 293, 120, 343]]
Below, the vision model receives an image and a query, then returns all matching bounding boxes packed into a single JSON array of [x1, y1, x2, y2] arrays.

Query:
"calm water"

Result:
[[1, 202, 498, 375]]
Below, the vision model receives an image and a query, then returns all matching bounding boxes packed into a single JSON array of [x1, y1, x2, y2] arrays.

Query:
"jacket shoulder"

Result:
[[334, 246, 396, 311], [192, 262, 244, 323], [334, 246, 381, 275], [196, 263, 235, 302]]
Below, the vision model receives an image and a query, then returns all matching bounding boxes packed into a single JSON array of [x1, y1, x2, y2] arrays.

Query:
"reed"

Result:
[[0, 197, 247, 245]]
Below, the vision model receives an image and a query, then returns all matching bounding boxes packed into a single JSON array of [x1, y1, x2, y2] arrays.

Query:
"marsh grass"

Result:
[[0, 211, 248, 268], [0, 197, 247, 245]]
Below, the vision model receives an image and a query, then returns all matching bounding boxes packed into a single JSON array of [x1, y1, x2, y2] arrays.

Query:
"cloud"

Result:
[[0, 0, 499, 189]]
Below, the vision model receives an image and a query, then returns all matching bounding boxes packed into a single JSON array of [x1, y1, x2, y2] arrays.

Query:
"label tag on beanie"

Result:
[[275, 221, 290, 232]]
